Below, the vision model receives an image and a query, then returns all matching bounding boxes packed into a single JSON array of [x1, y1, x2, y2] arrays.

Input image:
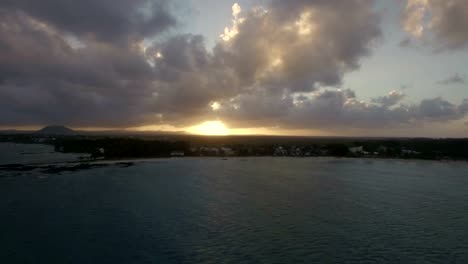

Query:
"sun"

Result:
[[189, 121, 230, 136]]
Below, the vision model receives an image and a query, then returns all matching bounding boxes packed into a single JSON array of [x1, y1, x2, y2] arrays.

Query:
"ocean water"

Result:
[[0, 143, 83, 164], [1, 156, 468, 263]]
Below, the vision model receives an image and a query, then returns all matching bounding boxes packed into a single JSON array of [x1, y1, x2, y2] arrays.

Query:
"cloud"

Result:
[[216, 0, 381, 93], [418, 97, 464, 121], [148, 0, 383, 126], [1, 0, 176, 43], [148, 34, 242, 125], [1, 0, 381, 127], [215, 89, 468, 130], [403, 0, 468, 51], [437, 73, 466, 85], [0, 9, 164, 127], [399, 37, 412, 48], [0, 0, 467, 135], [402, 0, 428, 39], [0, 0, 178, 127], [371, 90, 406, 107], [459, 99, 468, 115]]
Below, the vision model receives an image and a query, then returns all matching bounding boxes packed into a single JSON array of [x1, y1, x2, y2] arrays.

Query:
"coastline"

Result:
[[2, 155, 467, 177]]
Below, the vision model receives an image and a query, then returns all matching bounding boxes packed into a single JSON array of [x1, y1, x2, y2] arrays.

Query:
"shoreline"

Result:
[[1, 156, 467, 176], [3, 154, 468, 167]]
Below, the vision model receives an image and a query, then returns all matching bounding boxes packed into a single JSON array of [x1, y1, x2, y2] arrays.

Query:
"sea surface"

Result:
[[1, 144, 468, 263], [0, 143, 83, 164]]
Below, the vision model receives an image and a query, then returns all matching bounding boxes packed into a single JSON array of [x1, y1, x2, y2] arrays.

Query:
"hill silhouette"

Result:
[[35, 125, 76, 135]]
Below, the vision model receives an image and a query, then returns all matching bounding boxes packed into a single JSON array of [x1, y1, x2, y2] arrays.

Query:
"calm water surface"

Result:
[[1, 156, 468, 263], [0, 143, 83, 164]]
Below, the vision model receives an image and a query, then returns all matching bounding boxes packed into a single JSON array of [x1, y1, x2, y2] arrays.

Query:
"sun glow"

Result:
[[189, 121, 230, 136], [296, 11, 314, 35]]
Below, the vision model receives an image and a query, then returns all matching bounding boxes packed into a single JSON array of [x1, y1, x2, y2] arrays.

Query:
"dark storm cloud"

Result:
[[0, 10, 161, 127], [1, 0, 176, 42]]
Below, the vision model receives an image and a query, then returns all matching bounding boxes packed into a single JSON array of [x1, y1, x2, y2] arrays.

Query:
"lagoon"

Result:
[[1, 155, 467, 263]]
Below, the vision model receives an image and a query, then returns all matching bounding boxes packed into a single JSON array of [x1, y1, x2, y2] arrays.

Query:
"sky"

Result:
[[1, 0, 468, 137]]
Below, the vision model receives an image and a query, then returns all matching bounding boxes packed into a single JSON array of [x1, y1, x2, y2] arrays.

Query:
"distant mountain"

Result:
[[0, 126, 187, 136], [35, 125, 76, 135]]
